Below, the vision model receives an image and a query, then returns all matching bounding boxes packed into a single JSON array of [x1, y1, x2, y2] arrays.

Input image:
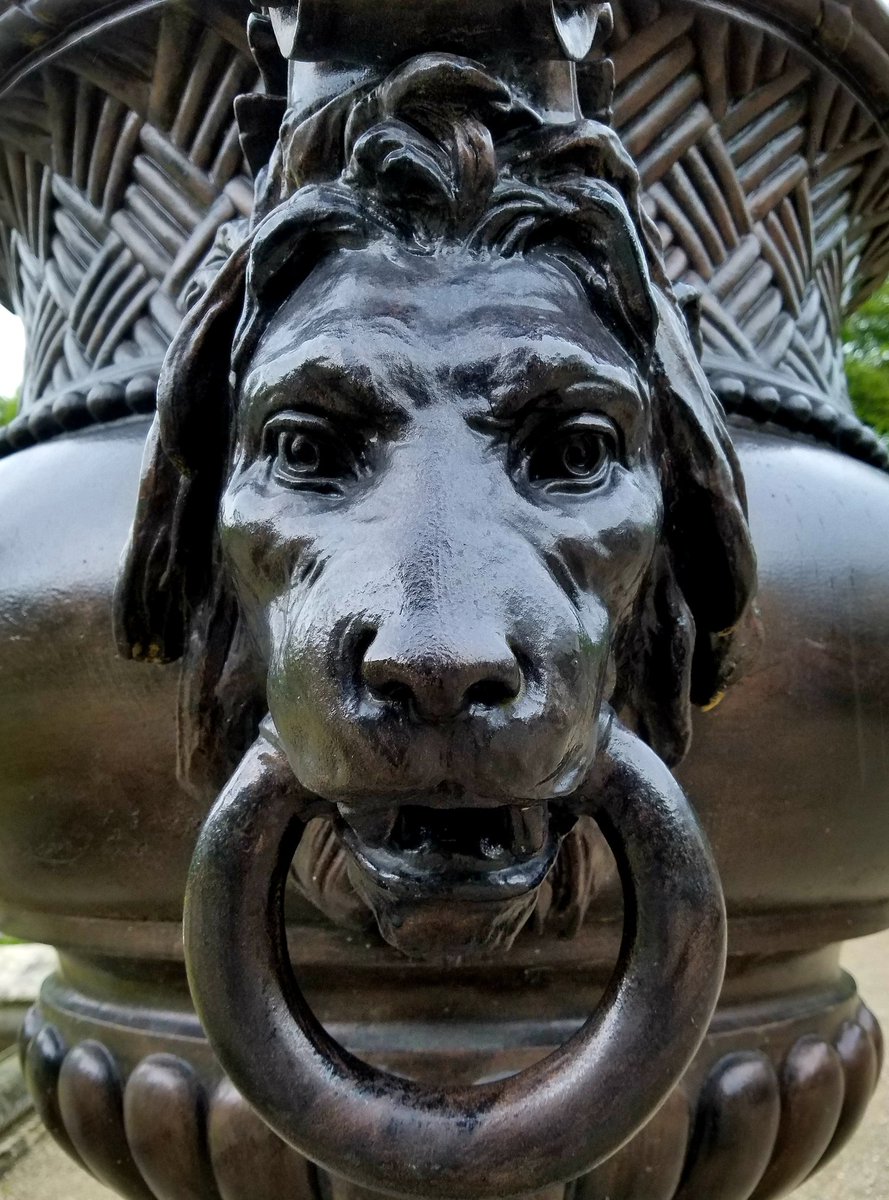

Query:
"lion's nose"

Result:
[[360, 631, 523, 721]]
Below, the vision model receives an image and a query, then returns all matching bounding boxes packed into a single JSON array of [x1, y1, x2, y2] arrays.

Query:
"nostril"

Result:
[[358, 634, 418, 710], [354, 628, 376, 657], [509, 641, 537, 688], [370, 679, 415, 708], [352, 627, 378, 690], [464, 677, 520, 709]]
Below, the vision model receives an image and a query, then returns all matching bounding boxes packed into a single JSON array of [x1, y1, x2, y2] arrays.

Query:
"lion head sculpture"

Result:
[[116, 54, 756, 960]]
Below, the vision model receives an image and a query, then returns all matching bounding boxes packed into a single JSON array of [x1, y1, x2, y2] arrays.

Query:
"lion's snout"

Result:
[[262, 540, 605, 811]]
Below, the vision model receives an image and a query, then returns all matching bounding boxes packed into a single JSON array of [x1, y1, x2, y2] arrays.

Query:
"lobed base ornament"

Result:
[[0, 1, 887, 1198], [16, 955, 885, 1199]]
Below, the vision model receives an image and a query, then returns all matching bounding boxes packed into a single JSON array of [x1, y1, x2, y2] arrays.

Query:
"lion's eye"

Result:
[[265, 415, 358, 492], [526, 415, 619, 489], [279, 431, 323, 475]]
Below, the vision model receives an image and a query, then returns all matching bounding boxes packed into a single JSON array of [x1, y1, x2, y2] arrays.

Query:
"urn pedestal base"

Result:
[[17, 936, 884, 1200]]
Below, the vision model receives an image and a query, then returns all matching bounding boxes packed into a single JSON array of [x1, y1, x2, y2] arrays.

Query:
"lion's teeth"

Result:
[[345, 808, 397, 846], [511, 804, 546, 854]]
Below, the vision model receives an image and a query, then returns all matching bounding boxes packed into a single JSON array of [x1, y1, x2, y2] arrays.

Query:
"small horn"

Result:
[[263, 0, 611, 65], [551, 2, 614, 62]]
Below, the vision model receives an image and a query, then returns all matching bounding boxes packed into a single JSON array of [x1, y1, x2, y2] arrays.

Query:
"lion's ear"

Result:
[[113, 418, 191, 663], [652, 292, 758, 711], [623, 548, 695, 768], [114, 244, 249, 664]]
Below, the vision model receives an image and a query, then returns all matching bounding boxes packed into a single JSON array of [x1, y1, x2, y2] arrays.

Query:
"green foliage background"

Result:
[[843, 280, 889, 437], [0, 390, 18, 425], [2, 281, 889, 432]]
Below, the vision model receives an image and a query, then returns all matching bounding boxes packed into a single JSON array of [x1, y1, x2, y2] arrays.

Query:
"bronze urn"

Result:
[[0, 1, 886, 1197]]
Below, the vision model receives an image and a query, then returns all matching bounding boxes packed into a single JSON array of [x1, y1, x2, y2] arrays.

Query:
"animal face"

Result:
[[218, 242, 663, 955], [116, 52, 756, 962]]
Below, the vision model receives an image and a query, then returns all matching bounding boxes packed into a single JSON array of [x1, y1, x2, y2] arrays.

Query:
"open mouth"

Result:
[[339, 801, 570, 902]]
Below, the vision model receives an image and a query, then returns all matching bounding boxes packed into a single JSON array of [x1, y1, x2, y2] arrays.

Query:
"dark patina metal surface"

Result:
[[0, 1, 887, 1197]]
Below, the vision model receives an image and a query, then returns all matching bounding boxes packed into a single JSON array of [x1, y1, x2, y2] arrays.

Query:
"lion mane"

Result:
[[115, 53, 756, 929]]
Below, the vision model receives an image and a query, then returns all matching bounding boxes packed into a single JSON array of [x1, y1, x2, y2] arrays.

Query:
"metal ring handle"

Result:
[[184, 719, 725, 1199]]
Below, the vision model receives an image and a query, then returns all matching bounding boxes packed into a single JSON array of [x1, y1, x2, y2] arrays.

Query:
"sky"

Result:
[[0, 306, 24, 396]]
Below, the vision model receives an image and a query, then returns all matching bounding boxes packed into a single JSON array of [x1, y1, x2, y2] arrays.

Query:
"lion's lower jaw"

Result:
[[289, 815, 618, 954], [346, 861, 541, 961]]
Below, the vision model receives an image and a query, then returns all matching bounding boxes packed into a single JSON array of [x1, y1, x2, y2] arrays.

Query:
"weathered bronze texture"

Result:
[[111, 34, 753, 1190], [0, 1, 887, 1197]]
